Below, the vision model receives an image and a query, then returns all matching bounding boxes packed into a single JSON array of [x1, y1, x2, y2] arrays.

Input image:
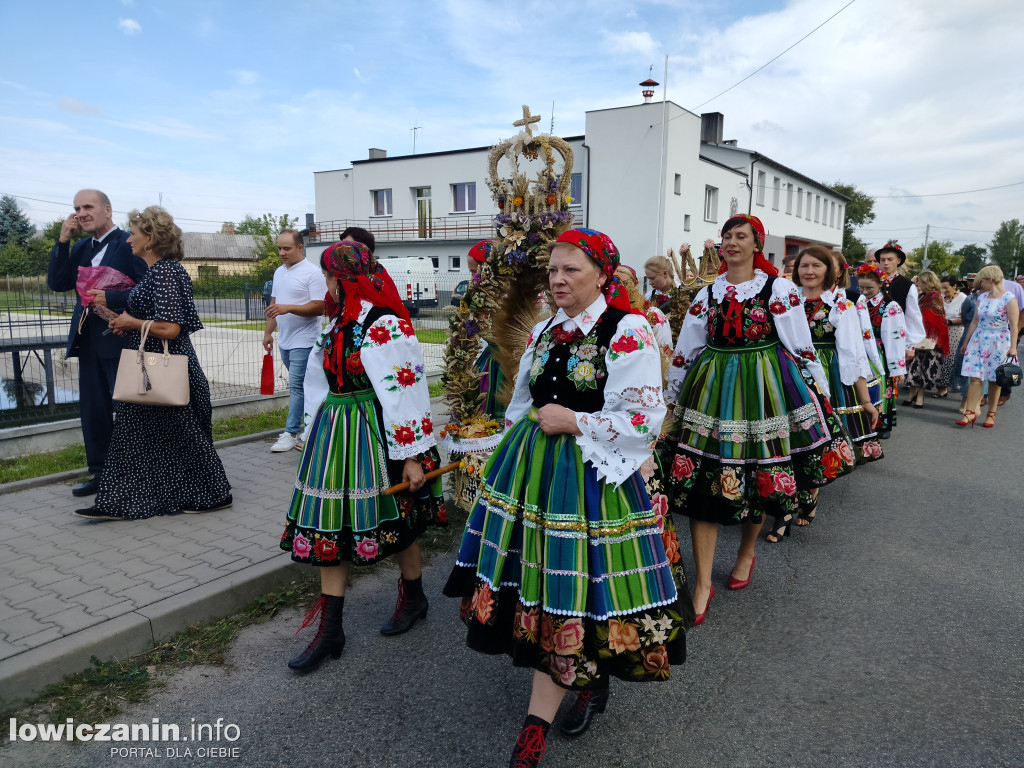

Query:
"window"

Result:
[[430, 256, 439, 269], [785, 183, 793, 214], [837, 205, 845, 228], [830, 201, 836, 227], [814, 195, 821, 223], [755, 171, 766, 206], [569, 173, 583, 205], [684, 214, 691, 231], [704, 185, 719, 223], [772, 177, 781, 211], [797, 188, 804, 218], [449, 255, 461, 271], [198, 265, 219, 279], [674, 174, 682, 195], [371, 189, 392, 217], [451, 182, 476, 213]]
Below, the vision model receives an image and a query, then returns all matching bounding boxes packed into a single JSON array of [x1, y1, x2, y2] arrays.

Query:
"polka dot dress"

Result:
[[95, 259, 231, 518]]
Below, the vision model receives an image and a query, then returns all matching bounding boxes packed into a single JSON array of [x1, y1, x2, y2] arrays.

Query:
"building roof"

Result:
[[182, 233, 260, 261], [700, 144, 849, 201], [699, 155, 748, 177]]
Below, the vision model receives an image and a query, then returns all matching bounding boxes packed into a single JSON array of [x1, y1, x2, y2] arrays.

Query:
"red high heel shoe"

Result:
[[955, 410, 977, 428], [983, 411, 996, 428], [692, 584, 715, 626], [728, 556, 756, 591]]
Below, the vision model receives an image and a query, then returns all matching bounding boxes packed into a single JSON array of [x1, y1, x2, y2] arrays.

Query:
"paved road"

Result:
[[4, 394, 1023, 767]]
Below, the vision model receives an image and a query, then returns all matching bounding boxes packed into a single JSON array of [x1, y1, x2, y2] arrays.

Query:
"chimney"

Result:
[[221, 222, 235, 235], [640, 78, 659, 104], [700, 113, 725, 144], [368, 148, 387, 159]]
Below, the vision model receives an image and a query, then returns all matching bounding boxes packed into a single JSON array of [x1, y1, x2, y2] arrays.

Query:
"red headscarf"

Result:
[[468, 240, 492, 264], [321, 241, 410, 326], [554, 228, 642, 315], [716, 214, 779, 277]]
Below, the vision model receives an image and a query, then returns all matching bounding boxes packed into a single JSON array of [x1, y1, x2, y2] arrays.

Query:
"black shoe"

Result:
[[510, 715, 550, 768], [559, 688, 609, 738], [288, 594, 345, 672], [380, 576, 428, 636], [73, 506, 123, 521], [183, 495, 233, 514], [71, 476, 100, 497]]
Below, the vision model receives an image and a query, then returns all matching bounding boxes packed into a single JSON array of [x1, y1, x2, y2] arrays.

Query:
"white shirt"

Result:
[[902, 283, 927, 346], [90, 228, 117, 266], [809, 289, 871, 387], [943, 291, 966, 322], [504, 294, 666, 487], [271, 258, 328, 349]]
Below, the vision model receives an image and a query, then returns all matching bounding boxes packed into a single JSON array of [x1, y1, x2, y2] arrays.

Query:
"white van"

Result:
[[380, 257, 438, 317]]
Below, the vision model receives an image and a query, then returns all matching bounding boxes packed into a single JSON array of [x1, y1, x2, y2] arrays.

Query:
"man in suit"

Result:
[[47, 190, 149, 496]]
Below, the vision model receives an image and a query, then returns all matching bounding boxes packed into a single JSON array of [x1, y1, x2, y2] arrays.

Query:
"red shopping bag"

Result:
[[260, 353, 275, 395]]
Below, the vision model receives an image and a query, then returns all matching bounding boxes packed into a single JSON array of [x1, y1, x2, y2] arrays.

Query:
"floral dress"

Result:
[[855, 296, 885, 414], [961, 291, 1015, 382], [281, 301, 446, 566], [866, 293, 908, 433], [804, 289, 883, 463], [444, 295, 693, 690], [95, 259, 231, 518], [661, 271, 856, 525]]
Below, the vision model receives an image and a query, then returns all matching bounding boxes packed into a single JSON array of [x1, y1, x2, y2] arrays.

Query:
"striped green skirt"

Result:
[[662, 341, 856, 525], [280, 390, 446, 566], [444, 412, 692, 689], [816, 344, 883, 463]]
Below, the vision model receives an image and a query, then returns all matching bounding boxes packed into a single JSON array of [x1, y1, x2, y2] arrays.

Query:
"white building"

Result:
[[310, 96, 847, 280]]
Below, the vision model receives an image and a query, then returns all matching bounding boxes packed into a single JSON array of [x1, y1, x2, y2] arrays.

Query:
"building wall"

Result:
[[180, 259, 257, 279]]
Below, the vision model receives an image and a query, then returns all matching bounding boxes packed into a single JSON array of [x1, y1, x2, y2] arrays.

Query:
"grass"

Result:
[[3, 501, 470, 728], [415, 328, 448, 344], [0, 408, 288, 486]]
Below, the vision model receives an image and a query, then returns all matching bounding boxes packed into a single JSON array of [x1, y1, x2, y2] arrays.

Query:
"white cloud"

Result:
[[604, 30, 659, 59], [353, 67, 366, 83], [117, 18, 141, 35], [108, 117, 219, 140], [230, 70, 259, 86], [58, 97, 101, 115]]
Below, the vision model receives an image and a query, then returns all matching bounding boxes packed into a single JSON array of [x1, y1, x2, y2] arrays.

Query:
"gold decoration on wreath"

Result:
[[440, 105, 576, 507], [663, 240, 721, 341]]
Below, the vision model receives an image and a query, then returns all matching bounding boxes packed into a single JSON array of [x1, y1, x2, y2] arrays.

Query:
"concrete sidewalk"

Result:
[[0, 434, 306, 708]]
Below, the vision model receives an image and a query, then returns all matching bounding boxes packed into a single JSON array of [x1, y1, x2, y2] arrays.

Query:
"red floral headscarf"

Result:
[[321, 241, 410, 325], [554, 228, 641, 315], [468, 240, 492, 264], [717, 214, 779, 277]]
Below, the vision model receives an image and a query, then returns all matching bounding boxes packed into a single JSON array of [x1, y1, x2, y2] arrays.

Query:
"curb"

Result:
[[0, 429, 282, 496], [0, 558, 308, 710]]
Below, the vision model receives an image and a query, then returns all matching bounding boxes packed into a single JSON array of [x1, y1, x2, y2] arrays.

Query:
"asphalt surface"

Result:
[[4, 393, 1023, 768]]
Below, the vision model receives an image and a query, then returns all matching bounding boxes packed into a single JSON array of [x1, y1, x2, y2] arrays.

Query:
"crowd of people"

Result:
[[48, 189, 1021, 767]]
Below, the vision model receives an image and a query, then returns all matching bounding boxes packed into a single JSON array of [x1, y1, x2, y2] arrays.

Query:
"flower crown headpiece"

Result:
[[884, 239, 903, 253], [856, 264, 885, 280]]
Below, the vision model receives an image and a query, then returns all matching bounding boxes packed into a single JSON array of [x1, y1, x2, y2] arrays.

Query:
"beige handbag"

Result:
[[113, 320, 190, 406]]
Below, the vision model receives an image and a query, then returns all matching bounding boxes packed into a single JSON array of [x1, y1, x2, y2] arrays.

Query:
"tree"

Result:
[[988, 219, 1023, 276], [0, 195, 35, 248], [909, 240, 960, 278], [229, 212, 301, 281], [955, 243, 986, 275], [830, 181, 876, 264]]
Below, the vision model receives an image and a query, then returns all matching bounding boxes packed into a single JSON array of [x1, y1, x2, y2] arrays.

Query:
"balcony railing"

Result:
[[311, 215, 498, 243]]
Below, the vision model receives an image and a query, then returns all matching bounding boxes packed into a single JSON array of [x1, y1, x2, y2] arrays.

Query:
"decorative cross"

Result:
[[513, 105, 541, 137]]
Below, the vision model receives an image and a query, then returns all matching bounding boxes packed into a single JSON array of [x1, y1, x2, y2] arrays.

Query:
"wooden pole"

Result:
[[382, 461, 461, 496]]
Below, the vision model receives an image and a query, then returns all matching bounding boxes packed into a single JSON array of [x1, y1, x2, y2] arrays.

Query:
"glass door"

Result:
[[414, 187, 432, 238]]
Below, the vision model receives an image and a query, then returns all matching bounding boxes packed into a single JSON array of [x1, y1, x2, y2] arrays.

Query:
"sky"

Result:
[[2, 0, 1023, 254]]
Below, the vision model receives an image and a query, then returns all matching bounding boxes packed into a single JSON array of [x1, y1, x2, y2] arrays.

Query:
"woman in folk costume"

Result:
[[832, 251, 886, 427], [902, 270, 950, 408], [764, 245, 879, 540], [468, 239, 507, 420], [662, 216, 855, 618], [444, 228, 692, 768], [615, 264, 674, 362], [280, 242, 447, 673], [855, 265, 908, 438]]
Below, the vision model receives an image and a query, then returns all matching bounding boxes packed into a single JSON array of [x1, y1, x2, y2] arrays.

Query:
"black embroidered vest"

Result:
[[706, 278, 780, 347]]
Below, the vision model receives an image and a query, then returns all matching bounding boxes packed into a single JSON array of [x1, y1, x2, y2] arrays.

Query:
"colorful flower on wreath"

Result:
[[769, 299, 788, 316], [473, 582, 495, 624], [369, 325, 392, 345], [719, 467, 742, 500], [292, 533, 312, 559], [549, 654, 577, 686], [345, 350, 364, 375], [773, 470, 797, 496], [355, 537, 379, 560], [755, 470, 775, 498], [607, 618, 641, 654], [394, 424, 417, 445], [650, 493, 668, 531], [313, 537, 339, 562], [671, 454, 695, 481], [822, 450, 843, 479], [546, 193, 557, 205], [540, 613, 556, 652], [641, 646, 671, 678], [512, 195, 524, 208], [553, 618, 585, 656]]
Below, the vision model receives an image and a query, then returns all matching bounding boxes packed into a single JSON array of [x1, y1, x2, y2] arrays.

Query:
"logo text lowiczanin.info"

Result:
[[9, 717, 241, 744]]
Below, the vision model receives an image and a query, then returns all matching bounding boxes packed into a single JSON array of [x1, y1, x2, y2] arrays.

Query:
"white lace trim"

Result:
[[711, 269, 769, 303], [440, 430, 505, 454], [682, 402, 820, 438]]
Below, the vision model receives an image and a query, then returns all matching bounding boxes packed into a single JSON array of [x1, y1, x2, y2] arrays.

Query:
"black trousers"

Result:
[[77, 334, 120, 475]]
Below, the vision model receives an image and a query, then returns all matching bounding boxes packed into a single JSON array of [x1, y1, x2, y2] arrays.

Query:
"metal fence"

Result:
[[0, 272, 469, 428]]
